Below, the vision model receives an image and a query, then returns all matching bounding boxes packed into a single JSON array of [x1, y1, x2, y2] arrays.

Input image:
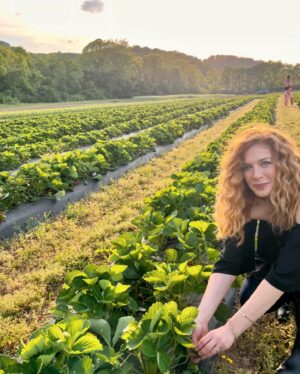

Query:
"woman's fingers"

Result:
[[192, 325, 205, 345], [194, 332, 212, 351], [197, 339, 218, 358]]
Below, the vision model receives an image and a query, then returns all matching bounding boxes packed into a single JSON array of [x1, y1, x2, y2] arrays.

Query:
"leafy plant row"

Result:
[[0, 97, 251, 221], [0, 98, 226, 143], [0, 96, 277, 373], [0, 98, 234, 171]]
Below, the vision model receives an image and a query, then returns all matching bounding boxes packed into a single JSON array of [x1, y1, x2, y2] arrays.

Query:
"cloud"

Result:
[[81, 0, 104, 14]]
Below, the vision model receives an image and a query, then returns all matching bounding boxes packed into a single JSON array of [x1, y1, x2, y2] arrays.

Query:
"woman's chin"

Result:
[[253, 190, 271, 198]]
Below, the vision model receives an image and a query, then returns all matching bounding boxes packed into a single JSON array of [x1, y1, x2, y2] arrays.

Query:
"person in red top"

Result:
[[191, 127, 300, 373], [284, 75, 294, 106]]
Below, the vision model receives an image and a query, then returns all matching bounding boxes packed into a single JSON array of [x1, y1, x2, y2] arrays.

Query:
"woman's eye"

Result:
[[261, 161, 271, 167], [242, 165, 251, 172]]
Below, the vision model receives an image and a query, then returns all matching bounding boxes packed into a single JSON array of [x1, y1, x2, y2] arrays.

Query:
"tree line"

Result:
[[0, 39, 298, 103]]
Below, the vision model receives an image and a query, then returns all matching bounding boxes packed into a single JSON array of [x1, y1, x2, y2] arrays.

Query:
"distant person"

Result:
[[284, 75, 294, 106]]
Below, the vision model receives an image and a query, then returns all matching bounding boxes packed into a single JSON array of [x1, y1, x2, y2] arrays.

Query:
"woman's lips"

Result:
[[253, 182, 269, 190]]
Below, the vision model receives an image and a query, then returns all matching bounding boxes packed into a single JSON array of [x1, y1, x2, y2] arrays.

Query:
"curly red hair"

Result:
[[215, 125, 300, 243]]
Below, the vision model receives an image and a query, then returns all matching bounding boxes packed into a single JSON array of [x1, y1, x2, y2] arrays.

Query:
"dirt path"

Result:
[[0, 100, 258, 354], [275, 95, 300, 144]]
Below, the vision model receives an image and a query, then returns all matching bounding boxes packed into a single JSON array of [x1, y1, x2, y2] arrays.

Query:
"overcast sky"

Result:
[[1, 0, 299, 64]]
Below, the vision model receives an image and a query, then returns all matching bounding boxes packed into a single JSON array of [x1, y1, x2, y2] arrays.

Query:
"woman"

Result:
[[192, 126, 300, 373], [284, 75, 294, 106]]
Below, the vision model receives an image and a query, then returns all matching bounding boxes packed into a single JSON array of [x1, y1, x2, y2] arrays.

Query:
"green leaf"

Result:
[[71, 333, 103, 354], [55, 190, 65, 201], [110, 264, 128, 276], [144, 302, 163, 321], [99, 279, 111, 290], [149, 305, 163, 332], [112, 316, 135, 346], [174, 326, 191, 336], [157, 333, 173, 350], [169, 274, 187, 287], [83, 277, 99, 285], [186, 265, 202, 277], [68, 357, 93, 374], [36, 353, 56, 369], [65, 318, 90, 342], [21, 335, 48, 361], [0, 355, 30, 373], [176, 334, 194, 348], [48, 325, 66, 342], [165, 249, 178, 262], [90, 319, 111, 346], [177, 307, 198, 325], [65, 270, 86, 284], [114, 283, 130, 294], [163, 301, 178, 317], [214, 302, 230, 323], [157, 350, 171, 373], [189, 221, 210, 233], [206, 247, 220, 262], [84, 264, 98, 278], [141, 339, 156, 358]]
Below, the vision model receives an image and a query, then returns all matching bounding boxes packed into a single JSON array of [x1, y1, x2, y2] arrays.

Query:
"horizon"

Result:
[[0, 38, 292, 66], [1, 0, 300, 65]]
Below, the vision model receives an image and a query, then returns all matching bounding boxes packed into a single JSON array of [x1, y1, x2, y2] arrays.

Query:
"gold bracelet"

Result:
[[240, 310, 255, 325], [227, 318, 238, 340]]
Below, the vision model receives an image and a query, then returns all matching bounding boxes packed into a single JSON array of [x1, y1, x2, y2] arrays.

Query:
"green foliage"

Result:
[[0, 96, 278, 372], [143, 261, 209, 306], [0, 97, 249, 221], [53, 264, 131, 319], [122, 301, 198, 373]]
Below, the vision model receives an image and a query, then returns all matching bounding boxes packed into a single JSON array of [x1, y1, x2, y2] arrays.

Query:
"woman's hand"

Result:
[[190, 318, 209, 363], [192, 323, 235, 362]]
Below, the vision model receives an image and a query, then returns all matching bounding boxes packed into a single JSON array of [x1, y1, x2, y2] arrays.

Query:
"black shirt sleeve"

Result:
[[212, 220, 257, 276], [265, 224, 300, 292]]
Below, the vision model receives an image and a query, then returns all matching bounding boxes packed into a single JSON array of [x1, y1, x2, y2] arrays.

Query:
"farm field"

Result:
[[3, 94, 288, 374], [1, 0, 299, 372], [0, 95, 225, 114], [0, 97, 261, 356], [0, 96, 249, 224], [0, 97, 236, 171]]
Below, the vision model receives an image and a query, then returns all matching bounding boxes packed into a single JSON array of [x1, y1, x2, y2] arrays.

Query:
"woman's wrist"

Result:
[[195, 313, 209, 325], [225, 309, 255, 341], [226, 318, 239, 340]]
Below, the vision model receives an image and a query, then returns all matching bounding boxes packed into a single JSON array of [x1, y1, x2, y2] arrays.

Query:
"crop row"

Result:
[[0, 96, 277, 373], [0, 98, 228, 141], [0, 98, 250, 221], [0, 98, 234, 171]]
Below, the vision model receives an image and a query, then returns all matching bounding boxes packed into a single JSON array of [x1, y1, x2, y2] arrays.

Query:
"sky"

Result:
[[0, 0, 300, 64]]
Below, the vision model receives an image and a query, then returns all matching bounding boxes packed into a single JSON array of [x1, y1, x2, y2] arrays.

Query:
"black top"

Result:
[[212, 219, 300, 292]]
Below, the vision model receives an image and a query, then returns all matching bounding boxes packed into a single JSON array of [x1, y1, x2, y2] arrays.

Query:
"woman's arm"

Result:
[[191, 272, 236, 361], [194, 279, 284, 360], [195, 272, 236, 324]]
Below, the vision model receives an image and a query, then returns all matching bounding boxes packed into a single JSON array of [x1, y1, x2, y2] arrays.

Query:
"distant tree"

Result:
[[0, 39, 299, 102]]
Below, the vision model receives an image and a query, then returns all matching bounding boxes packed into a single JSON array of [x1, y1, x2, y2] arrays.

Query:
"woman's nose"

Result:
[[253, 166, 263, 179]]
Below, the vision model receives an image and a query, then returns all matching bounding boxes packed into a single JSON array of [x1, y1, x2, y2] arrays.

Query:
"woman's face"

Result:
[[242, 142, 276, 198]]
